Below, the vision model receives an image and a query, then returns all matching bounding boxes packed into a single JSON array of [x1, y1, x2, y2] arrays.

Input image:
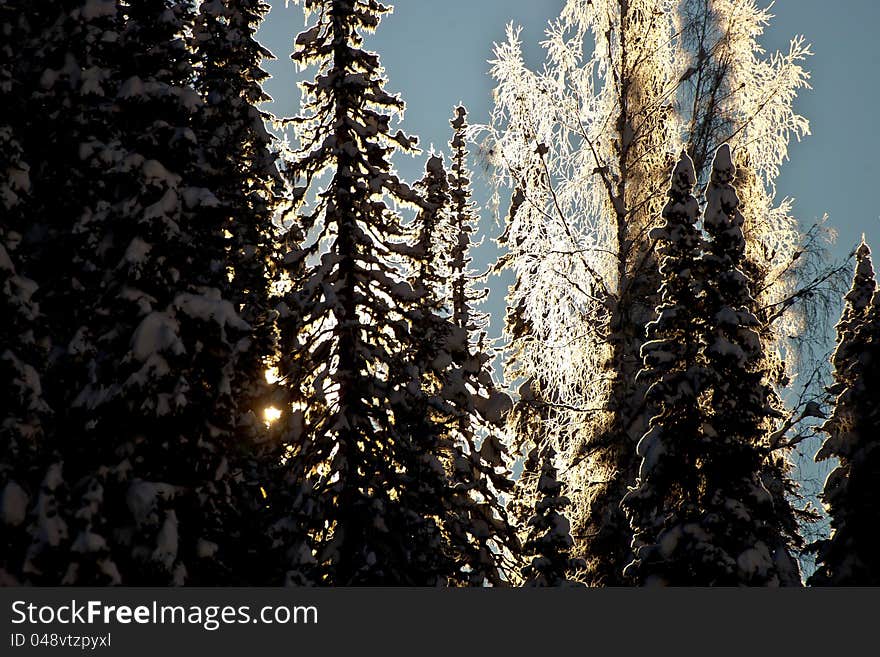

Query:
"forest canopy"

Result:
[[1, 0, 875, 587]]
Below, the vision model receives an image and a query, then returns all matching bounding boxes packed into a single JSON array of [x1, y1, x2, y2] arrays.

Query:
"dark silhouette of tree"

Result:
[[809, 241, 880, 585], [697, 145, 800, 586], [271, 0, 517, 586], [622, 151, 709, 585], [624, 147, 801, 585], [1, 0, 270, 585], [521, 446, 584, 586], [0, 12, 52, 576]]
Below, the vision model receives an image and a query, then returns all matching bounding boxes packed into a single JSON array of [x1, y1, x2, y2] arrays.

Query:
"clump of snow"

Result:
[[142, 159, 181, 187], [71, 530, 108, 553], [67, 327, 91, 355], [736, 543, 773, 580], [173, 289, 251, 333], [130, 312, 184, 362], [43, 463, 64, 492], [0, 243, 15, 272], [1, 481, 29, 526], [126, 480, 177, 527], [152, 510, 179, 569], [124, 237, 152, 264], [118, 76, 145, 99], [197, 538, 218, 558], [81, 0, 116, 20], [79, 66, 106, 96], [172, 563, 187, 586], [144, 189, 179, 220], [172, 86, 203, 111], [181, 187, 220, 209], [32, 465, 68, 549]]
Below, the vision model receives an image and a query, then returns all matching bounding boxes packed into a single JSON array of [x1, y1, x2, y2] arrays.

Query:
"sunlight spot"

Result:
[[263, 406, 282, 426], [265, 366, 280, 384]]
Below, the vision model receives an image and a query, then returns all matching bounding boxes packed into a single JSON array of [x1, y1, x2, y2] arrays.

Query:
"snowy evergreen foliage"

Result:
[[0, 234, 51, 586], [0, 0, 276, 585], [447, 106, 484, 333], [624, 147, 801, 586], [622, 151, 709, 584], [810, 242, 880, 585], [696, 145, 800, 585], [271, 1, 517, 586], [0, 0, 862, 590], [521, 446, 585, 587], [1, 0, 126, 585], [409, 149, 521, 586], [826, 241, 875, 384], [191, 0, 282, 357], [190, 0, 285, 563], [484, 0, 821, 586], [1, 5, 53, 578]]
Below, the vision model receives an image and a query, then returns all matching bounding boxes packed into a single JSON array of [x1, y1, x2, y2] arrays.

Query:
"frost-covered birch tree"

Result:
[[271, 1, 517, 586], [809, 242, 880, 585], [486, 0, 820, 585], [488, 0, 682, 587]]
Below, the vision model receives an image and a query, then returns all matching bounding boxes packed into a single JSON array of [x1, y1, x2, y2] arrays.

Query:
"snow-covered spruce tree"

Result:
[[191, 0, 282, 415], [272, 0, 516, 586], [809, 242, 880, 585], [700, 146, 801, 586], [824, 240, 875, 389], [487, 0, 822, 586], [521, 446, 585, 587], [0, 10, 53, 578], [0, 125, 50, 588], [677, 4, 833, 528], [694, 145, 799, 584], [430, 109, 523, 583], [447, 106, 481, 335], [621, 151, 708, 585], [189, 0, 285, 573], [14, 0, 263, 585], [624, 146, 801, 586], [406, 150, 520, 586], [0, 0, 125, 584]]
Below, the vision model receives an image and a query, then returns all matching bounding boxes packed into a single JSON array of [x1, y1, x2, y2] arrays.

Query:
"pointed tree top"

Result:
[[710, 143, 736, 183], [451, 105, 467, 130], [669, 150, 696, 194], [425, 153, 445, 175], [844, 239, 876, 315], [855, 237, 872, 264]]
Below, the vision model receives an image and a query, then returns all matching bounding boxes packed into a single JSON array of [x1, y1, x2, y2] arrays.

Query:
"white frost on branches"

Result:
[[483, 1, 814, 562]]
